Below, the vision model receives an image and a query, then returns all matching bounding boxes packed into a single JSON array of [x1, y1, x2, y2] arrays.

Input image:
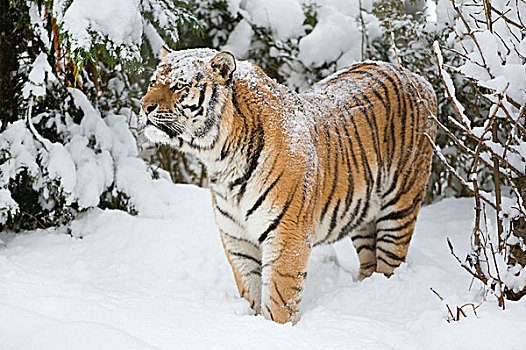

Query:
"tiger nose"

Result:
[[141, 103, 158, 115]]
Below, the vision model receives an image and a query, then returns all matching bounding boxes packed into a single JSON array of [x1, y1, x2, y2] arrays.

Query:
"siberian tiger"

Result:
[[140, 46, 437, 324]]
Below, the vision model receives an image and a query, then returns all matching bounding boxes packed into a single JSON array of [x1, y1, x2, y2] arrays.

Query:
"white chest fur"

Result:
[[210, 181, 279, 245]]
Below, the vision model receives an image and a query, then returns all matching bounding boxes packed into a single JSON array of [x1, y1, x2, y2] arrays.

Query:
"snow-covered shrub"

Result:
[[188, 0, 384, 91], [0, 1, 200, 231], [432, 0, 526, 305]]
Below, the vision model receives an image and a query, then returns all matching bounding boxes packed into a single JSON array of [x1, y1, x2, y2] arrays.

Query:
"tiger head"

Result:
[[140, 47, 236, 150]]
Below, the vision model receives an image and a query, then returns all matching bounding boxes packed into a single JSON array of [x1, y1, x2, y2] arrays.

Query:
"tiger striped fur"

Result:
[[140, 47, 437, 324]]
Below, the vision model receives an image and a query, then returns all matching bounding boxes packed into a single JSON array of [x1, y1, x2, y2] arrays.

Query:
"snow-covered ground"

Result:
[[1, 184, 525, 349]]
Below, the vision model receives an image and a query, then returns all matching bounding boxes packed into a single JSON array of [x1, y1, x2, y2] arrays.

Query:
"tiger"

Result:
[[140, 46, 437, 324]]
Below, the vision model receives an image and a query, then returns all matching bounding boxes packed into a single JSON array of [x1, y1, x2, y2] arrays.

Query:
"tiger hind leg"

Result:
[[375, 144, 433, 276], [374, 191, 425, 277], [350, 221, 377, 279]]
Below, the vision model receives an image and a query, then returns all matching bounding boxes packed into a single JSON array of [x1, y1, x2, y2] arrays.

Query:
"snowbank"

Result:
[[1, 187, 525, 349]]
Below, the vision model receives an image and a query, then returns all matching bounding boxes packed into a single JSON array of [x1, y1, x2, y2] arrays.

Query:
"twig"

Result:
[[459, 303, 479, 317], [430, 287, 445, 301], [447, 10, 470, 55], [451, 0, 494, 79], [433, 42, 470, 129], [442, 85, 523, 178], [430, 288, 480, 322], [21, 211, 48, 231], [483, 0, 493, 32], [426, 134, 497, 210], [490, 4, 524, 29], [388, 20, 402, 68], [491, 122, 504, 249], [489, 240, 505, 309], [516, 0, 526, 28], [358, 0, 367, 61], [447, 237, 487, 283], [25, 101, 50, 152]]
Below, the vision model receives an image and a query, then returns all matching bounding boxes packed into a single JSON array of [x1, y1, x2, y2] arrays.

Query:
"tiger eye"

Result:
[[170, 81, 185, 92]]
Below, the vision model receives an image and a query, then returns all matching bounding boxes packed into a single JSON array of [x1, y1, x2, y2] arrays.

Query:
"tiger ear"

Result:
[[159, 45, 172, 60], [210, 52, 236, 81]]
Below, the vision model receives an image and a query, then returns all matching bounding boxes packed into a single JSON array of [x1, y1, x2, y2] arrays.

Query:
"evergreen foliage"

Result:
[[0, 0, 201, 231]]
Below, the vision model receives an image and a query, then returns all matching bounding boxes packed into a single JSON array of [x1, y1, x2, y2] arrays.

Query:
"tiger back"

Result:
[[140, 48, 437, 324]]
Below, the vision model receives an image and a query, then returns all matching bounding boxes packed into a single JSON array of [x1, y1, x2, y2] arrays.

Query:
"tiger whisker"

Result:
[[166, 124, 184, 134], [150, 115, 175, 121]]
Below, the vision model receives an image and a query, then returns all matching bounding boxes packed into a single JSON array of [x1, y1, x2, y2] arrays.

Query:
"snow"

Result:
[[298, 4, 362, 68], [222, 19, 254, 59], [61, 0, 143, 49], [22, 53, 54, 99], [156, 48, 218, 84], [28, 3, 50, 48], [1, 187, 525, 349], [450, 0, 526, 109], [0, 120, 41, 183], [243, 0, 305, 41], [54, 0, 187, 64], [45, 143, 77, 199], [0, 190, 18, 225], [433, 41, 470, 128], [505, 264, 526, 295], [143, 21, 165, 55]]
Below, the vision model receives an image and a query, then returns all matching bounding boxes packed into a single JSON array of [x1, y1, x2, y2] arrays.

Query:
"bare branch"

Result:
[[388, 20, 402, 69], [25, 101, 50, 152], [430, 288, 445, 301], [490, 4, 524, 29], [447, 237, 486, 282], [427, 134, 498, 210], [451, 0, 494, 79]]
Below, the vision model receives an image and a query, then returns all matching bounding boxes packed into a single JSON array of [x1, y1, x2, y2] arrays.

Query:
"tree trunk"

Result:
[[0, 0, 30, 130], [508, 174, 526, 300]]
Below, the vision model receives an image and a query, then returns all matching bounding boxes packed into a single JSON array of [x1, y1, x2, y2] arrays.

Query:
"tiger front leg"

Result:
[[260, 228, 312, 324], [220, 231, 262, 314]]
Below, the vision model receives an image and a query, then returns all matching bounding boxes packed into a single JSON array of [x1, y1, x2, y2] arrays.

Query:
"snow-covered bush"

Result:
[[188, 0, 384, 91], [0, 1, 200, 230], [432, 0, 526, 305]]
